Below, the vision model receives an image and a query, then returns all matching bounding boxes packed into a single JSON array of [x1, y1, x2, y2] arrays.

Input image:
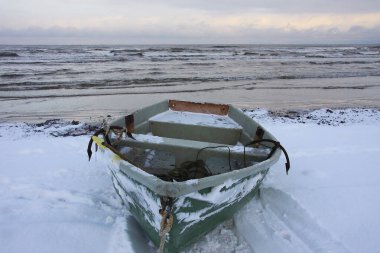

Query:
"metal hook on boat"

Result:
[[87, 128, 111, 161], [244, 139, 291, 174]]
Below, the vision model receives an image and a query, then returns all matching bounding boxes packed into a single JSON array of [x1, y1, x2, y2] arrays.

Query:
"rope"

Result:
[[243, 139, 291, 174], [110, 127, 126, 146], [158, 211, 174, 253], [196, 146, 232, 171], [168, 160, 211, 181], [87, 122, 134, 161]]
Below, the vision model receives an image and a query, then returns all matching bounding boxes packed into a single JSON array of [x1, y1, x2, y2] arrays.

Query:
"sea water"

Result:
[[1, 44, 379, 122]]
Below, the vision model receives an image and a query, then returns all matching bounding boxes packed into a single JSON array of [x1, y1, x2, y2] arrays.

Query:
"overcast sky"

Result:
[[1, 0, 380, 44]]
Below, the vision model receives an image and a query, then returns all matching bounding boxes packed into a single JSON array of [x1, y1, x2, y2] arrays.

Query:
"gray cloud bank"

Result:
[[1, 0, 380, 44], [1, 25, 380, 45], [151, 0, 380, 13]]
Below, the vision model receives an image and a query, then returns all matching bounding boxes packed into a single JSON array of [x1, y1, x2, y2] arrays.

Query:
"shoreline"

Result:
[[3, 105, 380, 124], [2, 96, 380, 124], [1, 107, 379, 138], [2, 75, 380, 123]]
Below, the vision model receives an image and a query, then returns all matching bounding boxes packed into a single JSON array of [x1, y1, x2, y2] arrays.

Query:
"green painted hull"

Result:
[[110, 161, 269, 253]]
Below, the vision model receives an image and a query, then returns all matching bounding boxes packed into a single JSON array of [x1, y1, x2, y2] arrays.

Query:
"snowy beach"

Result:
[[1, 108, 380, 253]]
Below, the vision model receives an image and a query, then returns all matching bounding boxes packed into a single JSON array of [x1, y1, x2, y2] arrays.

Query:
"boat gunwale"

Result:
[[100, 99, 282, 197]]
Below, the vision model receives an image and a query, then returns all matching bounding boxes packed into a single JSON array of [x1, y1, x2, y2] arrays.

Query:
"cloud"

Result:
[[0, 0, 380, 44], [112, 0, 380, 14], [1, 23, 379, 44]]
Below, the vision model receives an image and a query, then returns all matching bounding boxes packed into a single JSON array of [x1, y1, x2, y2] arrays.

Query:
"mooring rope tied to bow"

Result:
[[158, 197, 174, 253], [158, 211, 174, 253]]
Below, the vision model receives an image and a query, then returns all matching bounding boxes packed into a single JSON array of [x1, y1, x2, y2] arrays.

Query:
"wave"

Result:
[[305, 54, 326, 58], [148, 71, 166, 75], [182, 62, 216, 66], [245, 84, 376, 90], [243, 52, 259, 56], [1, 82, 377, 101], [0, 61, 58, 66], [169, 48, 187, 52], [111, 50, 144, 57], [309, 60, 380, 65], [0, 87, 230, 99], [150, 56, 210, 62], [0, 73, 26, 78], [110, 49, 142, 54], [0, 69, 88, 78], [212, 45, 237, 48], [245, 52, 281, 57], [257, 72, 380, 81], [0, 77, 223, 91], [35, 69, 87, 76], [1, 45, 379, 97], [0, 52, 19, 57], [2, 72, 380, 92]]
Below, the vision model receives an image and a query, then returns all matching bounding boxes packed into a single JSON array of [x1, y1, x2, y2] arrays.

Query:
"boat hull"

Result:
[[88, 100, 285, 252], [108, 156, 269, 253]]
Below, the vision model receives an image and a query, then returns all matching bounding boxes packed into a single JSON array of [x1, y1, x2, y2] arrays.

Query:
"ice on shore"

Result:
[[1, 108, 380, 253]]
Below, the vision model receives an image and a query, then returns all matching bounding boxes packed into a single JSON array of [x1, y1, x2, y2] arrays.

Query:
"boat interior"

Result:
[[107, 100, 272, 180]]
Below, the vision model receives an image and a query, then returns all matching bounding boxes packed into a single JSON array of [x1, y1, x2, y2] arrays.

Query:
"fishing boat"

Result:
[[87, 100, 290, 253]]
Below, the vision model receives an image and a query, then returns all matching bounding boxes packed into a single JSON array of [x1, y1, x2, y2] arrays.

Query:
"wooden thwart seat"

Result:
[[148, 110, 243, 145], [115, 134, 270, 167]]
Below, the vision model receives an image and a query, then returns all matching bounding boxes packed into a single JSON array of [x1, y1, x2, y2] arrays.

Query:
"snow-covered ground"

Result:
[[1, 108, 379, 253]]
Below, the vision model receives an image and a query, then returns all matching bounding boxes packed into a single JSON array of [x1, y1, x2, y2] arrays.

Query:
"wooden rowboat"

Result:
[[87, 100, 290, 252]]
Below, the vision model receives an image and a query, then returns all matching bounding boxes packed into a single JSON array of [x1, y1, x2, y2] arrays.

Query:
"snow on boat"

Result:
[[87, 100, 290, 253]]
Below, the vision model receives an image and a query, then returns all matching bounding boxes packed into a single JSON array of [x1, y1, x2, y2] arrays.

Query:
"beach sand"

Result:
[[1, 76, 380, 123]]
